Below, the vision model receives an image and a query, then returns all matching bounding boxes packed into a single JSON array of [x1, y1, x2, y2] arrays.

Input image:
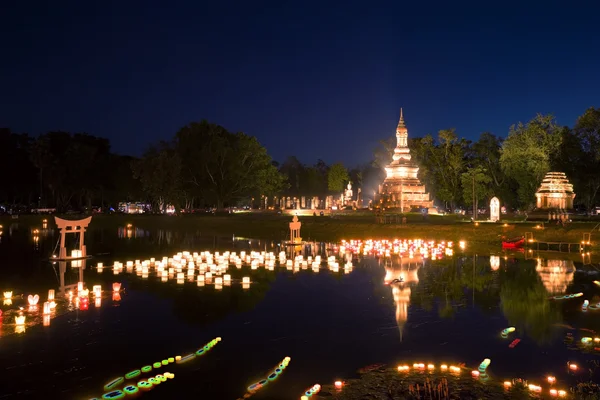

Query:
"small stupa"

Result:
[[535, 172, 575, 209]]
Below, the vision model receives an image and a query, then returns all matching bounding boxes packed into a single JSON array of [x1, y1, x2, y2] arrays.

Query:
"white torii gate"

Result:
[[54, 216, 92, 259]]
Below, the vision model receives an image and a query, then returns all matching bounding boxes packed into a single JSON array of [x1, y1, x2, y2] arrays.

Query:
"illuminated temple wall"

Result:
[[535, 259, 575, 295], [535, 172, 576, 209]]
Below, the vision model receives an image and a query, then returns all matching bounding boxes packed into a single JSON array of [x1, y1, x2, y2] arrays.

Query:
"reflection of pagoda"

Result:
[[535, 259, 575, 295], [376, 109, 433, 211], [535, 172, 575, 209], [384, 256, 421, 341]]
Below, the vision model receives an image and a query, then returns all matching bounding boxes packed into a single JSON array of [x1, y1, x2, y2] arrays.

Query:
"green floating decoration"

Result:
[[153, 362, 161, 369], [102, 390, 125, 399], [123, 385, 139, 395], [124, 370, 140, 380], [104, 377, 124, 392], [161, 359, 169, 366], [141, 366, 152, 373], [176, 353, 196, 364], [168, 357, 174, 363], [137, 380, 152, 391]]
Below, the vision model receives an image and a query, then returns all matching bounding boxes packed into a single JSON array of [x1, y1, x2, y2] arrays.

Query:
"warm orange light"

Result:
[[503, 381, 512, 388], [547, 376, 556, 384], [550, 389, 558, 396], [558, 390, 566, 397], [569, 363, 578, 371], [427, 364, 435, 370], [334, 381, 343, 389], [528, 384, 542, 392], [440, 364, 448, 370], [471, 370, 480, 377]]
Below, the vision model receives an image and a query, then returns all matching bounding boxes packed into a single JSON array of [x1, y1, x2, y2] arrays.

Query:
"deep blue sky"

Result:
[[2, 1, 599, 166]]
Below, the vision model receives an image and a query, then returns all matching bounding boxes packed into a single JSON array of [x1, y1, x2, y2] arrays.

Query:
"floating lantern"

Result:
[[28, 294, 40, 306], [528, 384, 542, 393], [15, 315, 26, 325], [427, 364, 435, 370], [440, 364, 448, 371], [3, 291, 12, 299], [43, 301, 51, 314], [77, 282, 83, 292], [93, 285, 102, 297], [471, 370, 480, 377], [79, 288, 89, 297], [501, 327, 515, 337], [242, 277, 250, 284], [215, 277, 223, 285], [43, 314, 51, 327], [568, 363, 578, 371], [48, 289, 55, 301], [459, 241, 466, 249], [113, 282, 121, 292], [547, 376, 556, 384], [113, 292, 121, 302], [334, 381, 343, 390], [478, 358, 491, 374], [503, 381, 512, 388], [558, 390, 566, 397], [582, 300, 589, 312]]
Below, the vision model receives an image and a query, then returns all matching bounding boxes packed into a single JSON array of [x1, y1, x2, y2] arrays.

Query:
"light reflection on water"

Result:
[[0, 225, 599, 398]]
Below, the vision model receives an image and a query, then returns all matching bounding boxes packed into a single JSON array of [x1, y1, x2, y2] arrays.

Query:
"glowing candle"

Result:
[[569, 363, 578, 371], [43, 301, 51, 314], [334, 381, 343, 389], [223, 274, 231, 282], [440, 364, 448, 371], [113, 282, 121, 292], [48, 289, 55, 301], [28, 294, 40, 306], [4, 291, 12, 299], [427, 364, 435, 370], [547, 376, 556, 384], [93, 285, 102, 297], [242, 277, 250, 284], [15, 315, 25, 325]]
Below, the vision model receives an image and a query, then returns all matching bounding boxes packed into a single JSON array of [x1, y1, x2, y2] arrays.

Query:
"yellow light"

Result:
[[558, 390, 566, 397], [427, 364, 434, 370], [503, 381, 512, 387], [3, 291, 12, 299], [15, 315, 26, 325], [547, 376, 556, 384], [550, 389, 557, 396], [440, 364, 448, 370]]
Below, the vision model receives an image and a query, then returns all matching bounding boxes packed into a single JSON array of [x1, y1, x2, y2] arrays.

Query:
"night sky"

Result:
[[2, 1, 600, 166]]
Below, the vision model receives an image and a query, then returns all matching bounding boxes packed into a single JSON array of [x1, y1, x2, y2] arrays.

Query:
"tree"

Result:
[[131, 142, 182, 213], [461, 166, 491, 220], [175, 120, 287, 209], [570, 107, 600, 212], [500, 114, 562, 209], [327, 163, 349, 193]]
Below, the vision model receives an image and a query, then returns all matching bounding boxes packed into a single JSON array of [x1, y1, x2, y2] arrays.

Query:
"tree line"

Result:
[[1, 107, 599, 213]]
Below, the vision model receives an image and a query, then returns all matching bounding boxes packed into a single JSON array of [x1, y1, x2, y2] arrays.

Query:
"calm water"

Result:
[[0, 220, 599, 399]]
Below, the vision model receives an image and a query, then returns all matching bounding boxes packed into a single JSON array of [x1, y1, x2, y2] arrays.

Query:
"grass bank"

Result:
[[2, 213, 599, 248]]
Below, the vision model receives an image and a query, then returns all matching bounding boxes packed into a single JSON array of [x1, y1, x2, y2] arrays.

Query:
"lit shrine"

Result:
[[535, 172, 575, 210], [376, 109, 433, 211]]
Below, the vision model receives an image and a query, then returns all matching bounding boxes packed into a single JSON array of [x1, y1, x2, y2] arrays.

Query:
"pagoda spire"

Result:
[[399, 108, 405, 126]]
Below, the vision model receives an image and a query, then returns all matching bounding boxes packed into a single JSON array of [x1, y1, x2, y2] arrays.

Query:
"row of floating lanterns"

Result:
[[1, 283, 122, 333], [242, 357, 291, 398], [339, 239, 456, 259], [393, 361, 569, 397], [97, 337, 221, 399], [103, 249, 353, 289]]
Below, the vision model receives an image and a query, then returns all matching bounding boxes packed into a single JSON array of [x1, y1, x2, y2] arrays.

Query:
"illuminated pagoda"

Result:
[[535, 172, 575, 209], [376, 109, 433, 211]]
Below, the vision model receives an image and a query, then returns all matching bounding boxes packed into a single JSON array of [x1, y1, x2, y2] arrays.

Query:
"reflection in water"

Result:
[[500, 261, 562, 344], [535, 259, 575, 295], [384, 256, 421, 341]]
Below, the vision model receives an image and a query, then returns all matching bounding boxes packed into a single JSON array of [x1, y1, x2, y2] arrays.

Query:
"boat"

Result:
[[502, 237, 524, 249]]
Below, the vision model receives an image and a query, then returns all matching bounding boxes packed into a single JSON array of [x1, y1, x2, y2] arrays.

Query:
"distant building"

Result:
[[535, 172, 575, 209], [376, 109, 433, 211], [118, 202, 149, 214]]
